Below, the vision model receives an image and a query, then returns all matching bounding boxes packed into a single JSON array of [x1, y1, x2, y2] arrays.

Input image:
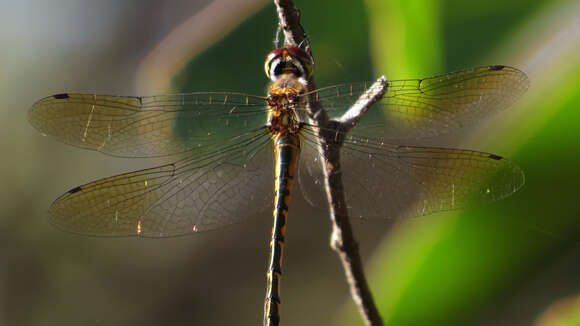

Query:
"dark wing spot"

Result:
[[488, 65, 505, 71], [417, 79, 425, 93], [488, 154, 503, 160], [68, 186, 82, 194], [53, 93, 70, 99]]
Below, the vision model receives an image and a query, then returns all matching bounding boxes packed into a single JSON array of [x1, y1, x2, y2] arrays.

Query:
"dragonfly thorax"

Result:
[[266, 75, 305, 137]]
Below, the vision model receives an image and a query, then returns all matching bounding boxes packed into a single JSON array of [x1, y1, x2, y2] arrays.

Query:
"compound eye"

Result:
[[264, 46, 314, 80], [285, 47, 314, 76], [264, 48, 283, 79]]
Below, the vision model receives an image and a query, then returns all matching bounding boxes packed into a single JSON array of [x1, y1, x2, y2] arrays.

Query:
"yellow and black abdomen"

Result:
[[264, 134, 300, 326]]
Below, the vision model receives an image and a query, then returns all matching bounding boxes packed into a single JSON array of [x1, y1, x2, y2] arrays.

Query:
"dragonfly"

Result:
[[28, 45, 528, 326]]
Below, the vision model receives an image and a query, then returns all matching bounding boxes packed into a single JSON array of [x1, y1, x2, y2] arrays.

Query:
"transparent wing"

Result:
[[298, 128, 524, 218], [301, 65, 529, 139], [48, 129, 275, 237], [28, 92, 268, 157]]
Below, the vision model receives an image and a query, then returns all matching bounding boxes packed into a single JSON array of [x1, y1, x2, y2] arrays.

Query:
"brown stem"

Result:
[[273, 1, 386, 325], [273, 0, 307, 47], [322, 143, 384, 326], [337, 77, 388, 131]]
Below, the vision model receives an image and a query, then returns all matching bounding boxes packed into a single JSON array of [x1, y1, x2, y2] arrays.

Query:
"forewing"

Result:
[[28, 92, 268, 157], [304, 65, 529, 139], [49, 129, 275, 237]]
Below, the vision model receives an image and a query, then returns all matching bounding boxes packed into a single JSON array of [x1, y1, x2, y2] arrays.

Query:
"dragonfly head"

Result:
[[265, 46, 314, 82]]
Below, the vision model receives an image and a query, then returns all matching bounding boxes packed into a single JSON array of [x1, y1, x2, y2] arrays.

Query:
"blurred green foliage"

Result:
[[358, 0, 580, 325], [173, 0, 376, 93], [370, 67, 580, 326]]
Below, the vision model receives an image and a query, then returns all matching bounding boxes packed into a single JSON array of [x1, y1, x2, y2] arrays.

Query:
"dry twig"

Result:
[[273, 1, 386, 325]]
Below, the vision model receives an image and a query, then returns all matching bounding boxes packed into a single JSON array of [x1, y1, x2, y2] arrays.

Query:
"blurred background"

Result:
[[2, 0, 579, 325]]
